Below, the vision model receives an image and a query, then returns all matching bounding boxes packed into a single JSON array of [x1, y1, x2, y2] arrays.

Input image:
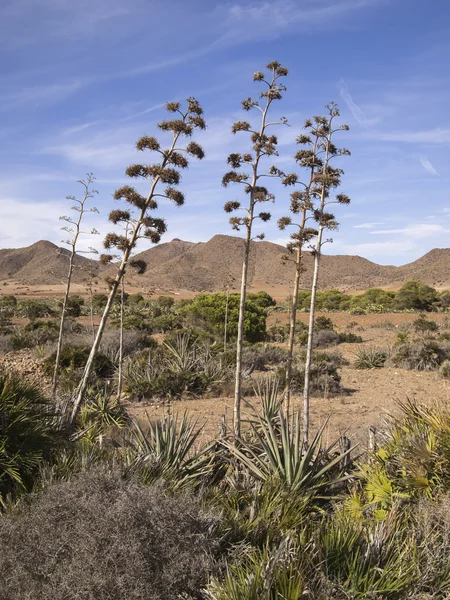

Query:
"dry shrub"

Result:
[[0, 469, 220, 600]]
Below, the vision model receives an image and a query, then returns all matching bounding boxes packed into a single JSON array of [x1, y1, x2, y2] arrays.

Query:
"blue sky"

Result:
[[1, 0, 449, 266]]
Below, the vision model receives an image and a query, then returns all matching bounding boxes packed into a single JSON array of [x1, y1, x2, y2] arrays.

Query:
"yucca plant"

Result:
[[123, 412, 213, 488], [353, 345, 388, 369], [0, 373, 63, 505], [247, 375, 283, 427]]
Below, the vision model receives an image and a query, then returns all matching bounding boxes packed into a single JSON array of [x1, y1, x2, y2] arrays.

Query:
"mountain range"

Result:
[[1, 235, 450, 294]]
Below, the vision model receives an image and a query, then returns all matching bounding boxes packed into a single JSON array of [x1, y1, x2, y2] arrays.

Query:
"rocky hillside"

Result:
[[0, 240, 99, 285]]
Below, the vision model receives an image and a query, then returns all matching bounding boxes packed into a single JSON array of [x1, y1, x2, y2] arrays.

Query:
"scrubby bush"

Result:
[[413, 314, 439, 334], [391, 339, 449, 371], [0, 469, 220, 599], [17, 298, 56, 320], [314, 329, 340, 348], [278, 351, 343, 396], [338, 332, 363, 343], [241, 344, 288, 372], [439, 359, 450, 378], [43, 345, 114, 382]]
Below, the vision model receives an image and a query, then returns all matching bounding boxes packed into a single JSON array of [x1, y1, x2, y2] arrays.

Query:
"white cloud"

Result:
[[0, 196, 108, 252], [365, 128, 450, 144], [420, 155, 439, 176], [371, 223, 450, 238], [339, 240, 417, 258], [353, 222, 384, 229]]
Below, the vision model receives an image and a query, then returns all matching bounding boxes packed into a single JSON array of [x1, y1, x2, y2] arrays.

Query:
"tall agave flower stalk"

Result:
[[52, 175, 99, 398], [223, 61, 288, 437], [302, 103, 351, 443], [70, 98, 206, 424]]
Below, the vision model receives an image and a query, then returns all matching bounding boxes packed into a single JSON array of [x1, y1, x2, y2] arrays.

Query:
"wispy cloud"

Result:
[[353, 222, 384, 229], [337, 79, 370, 126], [0, 80, 85, 109], [420, 155, 439, 176]]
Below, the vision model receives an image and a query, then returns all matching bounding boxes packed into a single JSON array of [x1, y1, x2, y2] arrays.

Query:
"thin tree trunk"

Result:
[[89, 286, 95, 343], [302, 225, 323, 442], [224, 286, 229, 353], [284, 246, 302, 415], [52, 211, 85, 397], [234, 220, 253, 437], [117, 277, 125, 400], [284, 211, 307, 416]]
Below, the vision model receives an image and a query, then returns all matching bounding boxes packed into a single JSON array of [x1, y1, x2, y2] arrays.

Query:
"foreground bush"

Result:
[[0, 469, 220, 600]]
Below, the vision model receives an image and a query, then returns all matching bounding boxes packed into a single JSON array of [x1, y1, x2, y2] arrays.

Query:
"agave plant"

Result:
[[222, 410, 353, 502], [123, 412, 213, 488]]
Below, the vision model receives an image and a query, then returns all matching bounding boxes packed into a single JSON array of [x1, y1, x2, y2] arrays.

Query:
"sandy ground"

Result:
[[127, 312, 450, 447]]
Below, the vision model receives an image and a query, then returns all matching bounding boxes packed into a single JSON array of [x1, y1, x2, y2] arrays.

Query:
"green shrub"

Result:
[[353, 346, 388, 369], [315, 316, 335, 331], [43, 346, 114, 380], [182, 293, 268, 343], [338, 332, 363, 343], [394, 280, 438, 311]]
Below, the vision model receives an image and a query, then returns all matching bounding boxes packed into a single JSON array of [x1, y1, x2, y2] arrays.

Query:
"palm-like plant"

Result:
[[77, 389, 128, 444], [205, 537, 311, 600], [0, 373, 62, 505]]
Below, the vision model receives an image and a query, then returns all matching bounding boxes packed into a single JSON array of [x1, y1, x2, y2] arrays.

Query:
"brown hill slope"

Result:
[[1, 236, 449, 292], [0, 240, 99, 285]]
